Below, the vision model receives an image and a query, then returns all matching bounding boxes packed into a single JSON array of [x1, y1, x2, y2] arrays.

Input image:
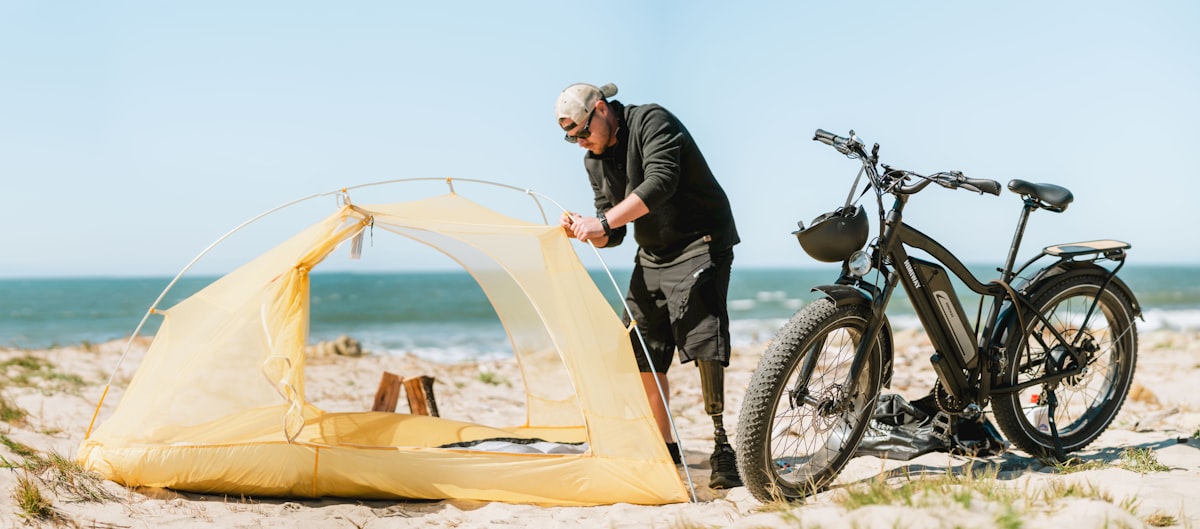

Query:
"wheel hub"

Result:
[[1063, 334, 1098, 385], [812, 384, 849, 432]]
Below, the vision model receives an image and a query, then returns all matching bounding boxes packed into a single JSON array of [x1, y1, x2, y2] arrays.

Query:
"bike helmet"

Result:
[[793, 205, 869, 263]]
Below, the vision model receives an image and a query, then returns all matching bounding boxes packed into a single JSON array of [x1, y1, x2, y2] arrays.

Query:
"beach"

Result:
[[1, 328, 1197, 528]]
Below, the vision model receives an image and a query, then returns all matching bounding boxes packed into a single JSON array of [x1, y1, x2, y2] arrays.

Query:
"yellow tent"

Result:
[[77, 186, 689, 506]]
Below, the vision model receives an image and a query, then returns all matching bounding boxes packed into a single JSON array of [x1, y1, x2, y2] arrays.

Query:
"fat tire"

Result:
[[736, 298, 884, 502], [991, 274, 1138, 457]]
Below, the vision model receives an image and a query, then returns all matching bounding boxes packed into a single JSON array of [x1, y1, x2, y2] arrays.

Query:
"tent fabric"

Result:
[[77, 193, 688, 506]]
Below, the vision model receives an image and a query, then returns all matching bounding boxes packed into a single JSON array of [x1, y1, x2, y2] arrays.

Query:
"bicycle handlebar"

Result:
[[814, 128, 1000, 197], [894, 171, 1001, 197]]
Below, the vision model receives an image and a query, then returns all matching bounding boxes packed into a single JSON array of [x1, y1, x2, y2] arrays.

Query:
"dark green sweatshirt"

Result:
[[584, 100, 739, 264]]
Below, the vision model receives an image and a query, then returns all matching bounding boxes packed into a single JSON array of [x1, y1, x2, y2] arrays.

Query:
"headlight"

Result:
[[848, 250, 872, 277]]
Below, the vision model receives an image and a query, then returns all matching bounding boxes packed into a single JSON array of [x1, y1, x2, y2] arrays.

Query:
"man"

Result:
[[554, 82, 742, 489]]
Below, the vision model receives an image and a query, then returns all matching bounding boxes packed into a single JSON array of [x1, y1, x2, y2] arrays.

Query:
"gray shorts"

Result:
[[623, 248, 733, 373]]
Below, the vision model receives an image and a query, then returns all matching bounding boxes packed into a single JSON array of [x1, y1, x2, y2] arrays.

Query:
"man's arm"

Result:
[[574, 107, 684, 244], [569, 193, 648, 245], [629, 106, 684, 210]]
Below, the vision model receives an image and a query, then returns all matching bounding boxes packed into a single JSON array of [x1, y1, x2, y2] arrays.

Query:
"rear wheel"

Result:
[[991, 274, 1138, 457], [736, 299, 886, 502]]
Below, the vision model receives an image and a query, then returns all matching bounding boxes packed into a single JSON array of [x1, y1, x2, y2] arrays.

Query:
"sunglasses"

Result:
[[564, 108, 596, 144]]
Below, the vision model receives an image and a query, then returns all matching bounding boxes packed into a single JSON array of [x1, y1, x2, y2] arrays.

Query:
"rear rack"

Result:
[[1043, 239, 1130, 260]]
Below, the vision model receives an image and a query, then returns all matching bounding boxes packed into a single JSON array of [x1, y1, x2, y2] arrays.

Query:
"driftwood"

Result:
[[307, 334, 364, 357]]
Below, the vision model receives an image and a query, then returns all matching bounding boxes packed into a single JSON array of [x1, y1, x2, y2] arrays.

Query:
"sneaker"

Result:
[[708, 442, 742, 489]]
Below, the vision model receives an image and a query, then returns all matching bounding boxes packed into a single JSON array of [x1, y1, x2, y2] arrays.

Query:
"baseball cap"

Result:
[[555, 82, 618, 132]]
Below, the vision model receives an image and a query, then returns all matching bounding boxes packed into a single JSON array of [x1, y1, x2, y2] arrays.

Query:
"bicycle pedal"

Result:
[[930, 412, 954, 445]]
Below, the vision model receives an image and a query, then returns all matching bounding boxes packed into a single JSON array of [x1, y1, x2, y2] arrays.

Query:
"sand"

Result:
[[1, 328, 1197, 528]]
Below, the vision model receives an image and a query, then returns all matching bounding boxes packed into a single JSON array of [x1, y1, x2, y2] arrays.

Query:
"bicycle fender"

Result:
[[1027, 262, 1141, 317], [991, 262, 1142, 346], [810, 284, 873, 307]]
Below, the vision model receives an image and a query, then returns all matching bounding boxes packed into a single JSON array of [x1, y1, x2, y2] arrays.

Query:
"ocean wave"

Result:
[[10, 306, 1197, 363], [324, 307, 1200, 364], [1138, 308, 1200, 332]]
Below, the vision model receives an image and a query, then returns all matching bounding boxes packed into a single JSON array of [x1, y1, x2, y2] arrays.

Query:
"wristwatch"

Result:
[[598, 212, 612, 237]]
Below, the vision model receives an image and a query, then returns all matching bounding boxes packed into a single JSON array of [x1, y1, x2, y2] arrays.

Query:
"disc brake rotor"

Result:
[[811, 383, 849, 433], [1063, 334, 1098, 386]]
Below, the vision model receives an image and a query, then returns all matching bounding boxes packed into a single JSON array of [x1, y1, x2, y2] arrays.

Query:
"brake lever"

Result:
[[881, 168, 911, 194], [931, 171, 961, 189], [944, 171, 984, 194]]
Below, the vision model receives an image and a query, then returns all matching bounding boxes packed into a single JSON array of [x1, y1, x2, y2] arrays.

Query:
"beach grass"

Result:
[[2, 432, 55, 522], [0, 392, 26, 425], [3, 430, 118, 524], [835, 464, 1019, 511], [22, 451, 117, 503], [1053, 456, 1111, 474], [0, 434, 37, 459], [1120, 447, 1171, 473], [1144, 511, 1180, 527], [815, 462, 1161, 527], [0, 353, 87, 394], [477, 369, 510, 387], [12, 472, 52, 520]]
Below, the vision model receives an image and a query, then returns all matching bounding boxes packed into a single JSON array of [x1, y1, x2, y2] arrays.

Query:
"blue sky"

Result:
[[2, 2, 1197, 278]]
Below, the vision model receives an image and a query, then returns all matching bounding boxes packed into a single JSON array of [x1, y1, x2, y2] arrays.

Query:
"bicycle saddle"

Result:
[[1007, 179, 1074, 212]]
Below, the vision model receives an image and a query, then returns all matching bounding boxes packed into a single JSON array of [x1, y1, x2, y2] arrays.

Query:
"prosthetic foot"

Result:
[[699, 360, 742, 489]]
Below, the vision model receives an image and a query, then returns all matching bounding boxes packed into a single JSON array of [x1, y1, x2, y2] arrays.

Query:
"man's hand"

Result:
[[560, 211, 610, 245], [570, 215, 607, 243], [561, 209, 609, 243], [559, 211, 582, 238]]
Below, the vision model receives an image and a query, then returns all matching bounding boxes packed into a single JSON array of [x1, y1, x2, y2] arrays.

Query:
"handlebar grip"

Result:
[[813, 129, 841, 146], [965, 178, 1002, 196]]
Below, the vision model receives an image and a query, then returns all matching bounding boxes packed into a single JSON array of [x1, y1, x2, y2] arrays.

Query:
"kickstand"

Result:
[[1045, 389, 1067, 461]]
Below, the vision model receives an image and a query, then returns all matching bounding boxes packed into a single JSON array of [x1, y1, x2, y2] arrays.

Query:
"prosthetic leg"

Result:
[[699, 360, 742, 489]]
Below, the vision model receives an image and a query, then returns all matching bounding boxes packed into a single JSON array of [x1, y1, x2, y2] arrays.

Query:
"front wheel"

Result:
[[991, 273, 1138, 457], [736, 298, 886, 502]]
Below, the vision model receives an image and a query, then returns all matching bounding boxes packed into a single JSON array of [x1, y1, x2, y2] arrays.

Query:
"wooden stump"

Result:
[[372, 372, 403, 412], [404, 375, 440, 417]]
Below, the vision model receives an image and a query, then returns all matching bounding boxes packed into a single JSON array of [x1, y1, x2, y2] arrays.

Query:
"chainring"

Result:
[[933, 382, 968, 414]]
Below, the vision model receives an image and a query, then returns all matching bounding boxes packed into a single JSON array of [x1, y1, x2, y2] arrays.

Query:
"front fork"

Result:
[[820, 269, 899, 406]]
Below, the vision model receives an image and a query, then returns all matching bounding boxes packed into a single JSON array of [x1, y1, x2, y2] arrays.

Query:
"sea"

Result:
[[2, 266, 1198, 364]]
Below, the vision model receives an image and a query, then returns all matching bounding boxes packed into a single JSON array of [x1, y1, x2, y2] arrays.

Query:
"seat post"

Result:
[[1002, 201, 1037, 282]]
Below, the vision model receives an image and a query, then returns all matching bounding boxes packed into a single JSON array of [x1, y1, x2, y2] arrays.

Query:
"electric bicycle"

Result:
[[736, 129, 1141, 502]]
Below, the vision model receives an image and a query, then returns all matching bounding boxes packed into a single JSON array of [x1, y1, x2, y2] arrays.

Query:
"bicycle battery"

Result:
[[904, 257, 978, 368]]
